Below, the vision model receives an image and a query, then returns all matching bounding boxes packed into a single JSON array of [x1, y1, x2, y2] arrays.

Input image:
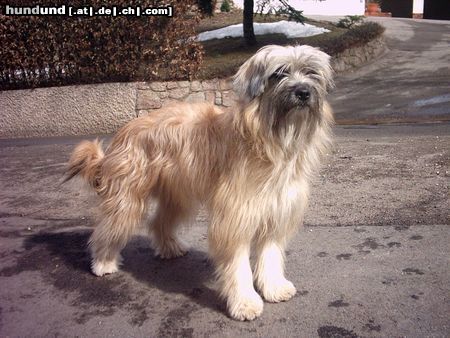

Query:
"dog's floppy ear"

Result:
[[309, 46, 334, 92], [233, 46, 275, 102], [317, 50, 334, 92]]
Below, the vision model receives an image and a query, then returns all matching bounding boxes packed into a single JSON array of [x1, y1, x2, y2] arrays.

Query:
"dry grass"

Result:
[[194, 10, 384, 80], [195, 10, 347, 80]]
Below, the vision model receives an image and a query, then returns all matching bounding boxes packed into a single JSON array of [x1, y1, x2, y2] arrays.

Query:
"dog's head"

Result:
[[233, 45, 333, 124]]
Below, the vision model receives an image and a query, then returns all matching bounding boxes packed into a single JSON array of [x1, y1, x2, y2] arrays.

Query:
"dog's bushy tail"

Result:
[[64, 139, 104, 190]]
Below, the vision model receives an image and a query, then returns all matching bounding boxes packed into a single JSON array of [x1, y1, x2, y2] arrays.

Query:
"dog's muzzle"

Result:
[[294, 86, 311, 102], [292, 85, 313, 107]]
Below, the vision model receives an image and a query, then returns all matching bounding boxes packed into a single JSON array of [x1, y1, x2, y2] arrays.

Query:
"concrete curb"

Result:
[[0, 36, 386, 139]]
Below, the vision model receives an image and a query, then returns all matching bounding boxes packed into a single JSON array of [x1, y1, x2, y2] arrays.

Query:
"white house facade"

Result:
[[413, 0, 424, 16], [232, 0, 366, 16], [232, 0, 428, 18]]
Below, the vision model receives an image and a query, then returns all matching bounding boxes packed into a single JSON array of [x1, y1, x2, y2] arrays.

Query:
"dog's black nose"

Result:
[[295, 88, 310, 101]]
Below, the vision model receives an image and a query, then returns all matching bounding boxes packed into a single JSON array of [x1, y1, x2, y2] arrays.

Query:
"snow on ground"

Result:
[[197, 20, 329, 41]]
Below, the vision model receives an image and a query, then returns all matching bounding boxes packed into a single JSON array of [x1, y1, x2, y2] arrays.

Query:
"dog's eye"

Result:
[[271, 68, 288, 80], [305, 70, 319, 76]]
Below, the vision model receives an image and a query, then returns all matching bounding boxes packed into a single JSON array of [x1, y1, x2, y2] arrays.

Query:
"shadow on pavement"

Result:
[[2, 229, 222, 323]]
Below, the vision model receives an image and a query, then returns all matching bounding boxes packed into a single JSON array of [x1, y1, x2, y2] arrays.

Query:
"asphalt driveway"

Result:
[[329, 17, 450, 124], [0, 123, 449, 337]]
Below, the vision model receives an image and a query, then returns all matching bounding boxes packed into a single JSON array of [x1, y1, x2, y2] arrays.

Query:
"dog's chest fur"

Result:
[[272, 158, 306, 202], [244, 156, 308, 233]]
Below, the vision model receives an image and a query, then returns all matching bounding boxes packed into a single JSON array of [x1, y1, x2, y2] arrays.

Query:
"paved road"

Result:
[[0, 123, 449, 337], [329, 17, 450, 124]]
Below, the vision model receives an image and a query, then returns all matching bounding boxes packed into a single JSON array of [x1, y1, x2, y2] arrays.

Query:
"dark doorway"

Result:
[[424, 0, 450, 20], [381, 0, 413, 18]]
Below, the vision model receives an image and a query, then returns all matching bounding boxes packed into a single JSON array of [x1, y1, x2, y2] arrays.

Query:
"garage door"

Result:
[[424, 0, 450, 20], [381, 0, 413, 18]]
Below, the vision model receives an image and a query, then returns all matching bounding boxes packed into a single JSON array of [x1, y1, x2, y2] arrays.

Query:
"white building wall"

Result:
[[413, 0, 424, 14], [233, 0, 365, 16]]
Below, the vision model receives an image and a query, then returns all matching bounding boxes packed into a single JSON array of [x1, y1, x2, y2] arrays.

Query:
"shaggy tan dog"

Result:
[[66, 45, 334, 321]]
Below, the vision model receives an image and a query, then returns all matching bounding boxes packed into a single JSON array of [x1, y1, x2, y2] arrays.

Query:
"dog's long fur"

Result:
[[66, 45, 334, 321]]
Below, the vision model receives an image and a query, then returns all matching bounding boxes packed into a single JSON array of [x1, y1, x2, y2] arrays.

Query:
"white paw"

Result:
[[155, 238, 188, 259], [261, 279, 297, 303], [228, 291, 264, 321], [91, 258, 120, 276]]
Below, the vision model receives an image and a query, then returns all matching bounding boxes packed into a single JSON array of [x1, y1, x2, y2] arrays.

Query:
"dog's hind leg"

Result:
[[253, 239, 297, 302], [148, 197, 192, 259], [89, 193, 148, 277]]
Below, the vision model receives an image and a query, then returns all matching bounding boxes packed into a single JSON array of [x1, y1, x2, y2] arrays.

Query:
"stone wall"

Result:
[[331, 36, 387, 72], [136, 79, 237, 118], [0, 36, 386, 138], [0, 82, 136, 138]]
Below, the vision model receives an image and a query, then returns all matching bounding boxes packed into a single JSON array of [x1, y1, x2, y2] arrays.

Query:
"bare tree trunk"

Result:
[[243, 0, 256, 46]]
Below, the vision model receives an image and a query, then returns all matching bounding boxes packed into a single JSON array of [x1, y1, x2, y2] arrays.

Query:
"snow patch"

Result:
[[198, 20, 329, 42]]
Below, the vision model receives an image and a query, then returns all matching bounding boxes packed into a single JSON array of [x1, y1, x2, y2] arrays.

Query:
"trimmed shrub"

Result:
[[321, 22, 385, 55], [220, 0, 231, 13], [0, 1, 204, 90], [337, 15, 365, 29]]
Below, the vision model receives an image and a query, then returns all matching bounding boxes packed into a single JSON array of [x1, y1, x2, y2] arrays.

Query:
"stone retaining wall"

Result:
[[135, 79, 237, 118], [0, 36, 386, 138], [331, 36, 386, 72]]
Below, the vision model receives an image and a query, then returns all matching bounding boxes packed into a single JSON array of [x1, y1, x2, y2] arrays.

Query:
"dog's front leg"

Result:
[[210, 241, 263, 321], [254, 240, 297, 302]]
